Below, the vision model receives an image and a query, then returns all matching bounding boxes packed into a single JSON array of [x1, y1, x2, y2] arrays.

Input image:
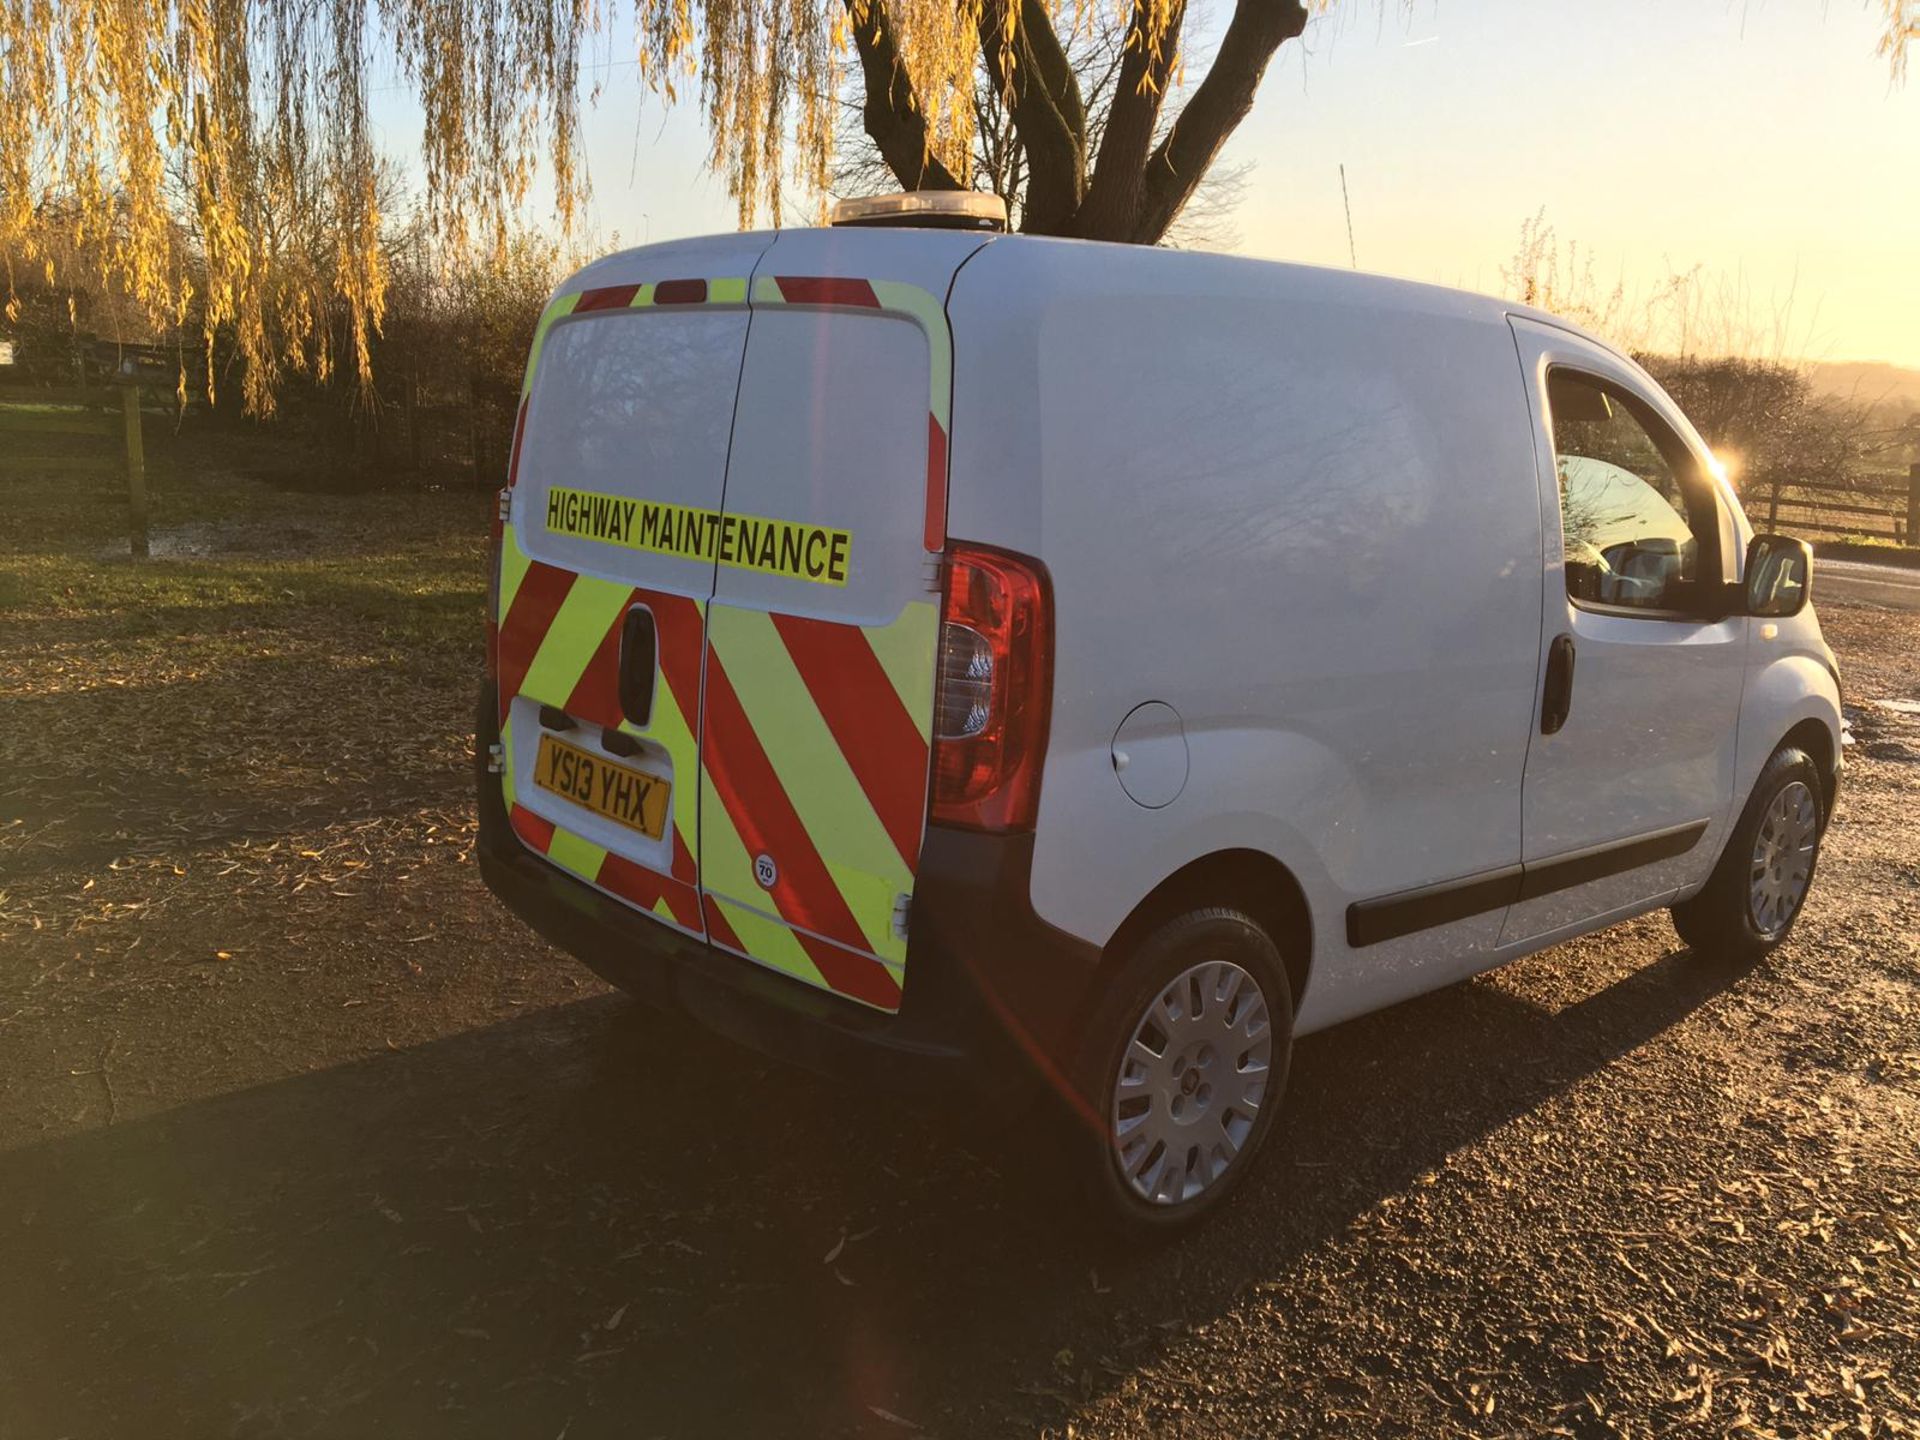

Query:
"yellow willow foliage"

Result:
[[0, 0, 1008, 408], [2, 0, 1910, 412], [1883, 0, 1920, 81]]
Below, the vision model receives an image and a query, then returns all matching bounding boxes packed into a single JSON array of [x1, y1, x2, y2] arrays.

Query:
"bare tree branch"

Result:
[[845, 0, 965, 192], [1131, 0, 1308, 244], [1072, 0, 1190, 240], [978, 0, 1088, 232]]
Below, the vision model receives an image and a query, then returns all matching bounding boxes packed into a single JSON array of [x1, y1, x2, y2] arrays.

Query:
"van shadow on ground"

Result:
[[0, 938, 1758, 1439]]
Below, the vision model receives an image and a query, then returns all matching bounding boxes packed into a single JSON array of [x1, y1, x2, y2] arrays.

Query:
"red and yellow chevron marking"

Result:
[[698, 594, 938, 1014], [676, 273, 947, 1013], [502, 266, 951, 1013], [495, 521, 704, 933], [499, 270, 755, 935]]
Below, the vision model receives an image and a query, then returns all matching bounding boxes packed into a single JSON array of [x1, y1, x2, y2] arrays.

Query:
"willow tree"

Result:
[[2, 0, 1914, 410]]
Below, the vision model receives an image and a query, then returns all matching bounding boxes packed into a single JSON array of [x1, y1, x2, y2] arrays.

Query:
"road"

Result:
[[1819, 556, 1920, 610]]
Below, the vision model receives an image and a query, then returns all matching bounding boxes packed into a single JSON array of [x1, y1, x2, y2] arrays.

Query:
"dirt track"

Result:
[[2, 489, 1918, 1438]]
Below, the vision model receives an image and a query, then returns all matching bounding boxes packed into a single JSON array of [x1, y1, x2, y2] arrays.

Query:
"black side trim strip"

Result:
[[1516, 820, 1707, 903], [1346, 867, 1523, 948], [1345, 820, 1709, 948]]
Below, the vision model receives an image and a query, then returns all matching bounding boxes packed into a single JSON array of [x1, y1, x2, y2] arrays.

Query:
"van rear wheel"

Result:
[[1074, 908, 1294, 1235], [1671, 744, 1825, 961]]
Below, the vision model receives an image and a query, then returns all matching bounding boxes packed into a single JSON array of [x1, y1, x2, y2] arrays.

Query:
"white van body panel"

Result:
[[945, 238, 1550, 1033], [497, 222, 1841, 1052]]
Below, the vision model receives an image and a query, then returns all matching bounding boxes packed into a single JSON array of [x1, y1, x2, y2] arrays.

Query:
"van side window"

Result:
[[1546, 371, 1713, 614]]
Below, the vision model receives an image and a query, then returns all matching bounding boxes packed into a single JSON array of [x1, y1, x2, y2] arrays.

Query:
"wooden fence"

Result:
[[1746, 463, 1920, 547], [0, 378, 174, 558]]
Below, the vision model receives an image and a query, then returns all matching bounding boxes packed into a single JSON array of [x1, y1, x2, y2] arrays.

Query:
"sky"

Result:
[[378, 0, 1920, 367]]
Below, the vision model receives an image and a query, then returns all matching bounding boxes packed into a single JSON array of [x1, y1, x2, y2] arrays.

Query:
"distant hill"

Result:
[[1804, 361, 1920, 411]]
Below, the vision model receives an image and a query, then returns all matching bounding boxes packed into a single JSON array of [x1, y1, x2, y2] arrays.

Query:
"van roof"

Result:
[[549, 227, 1627, 369]]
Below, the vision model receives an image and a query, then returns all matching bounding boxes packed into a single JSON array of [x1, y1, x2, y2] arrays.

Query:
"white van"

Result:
[[477, 198, 1842, 1231]]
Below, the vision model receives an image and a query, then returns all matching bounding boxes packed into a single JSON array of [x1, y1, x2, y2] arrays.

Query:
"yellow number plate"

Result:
[[533, 734, 671, 841]]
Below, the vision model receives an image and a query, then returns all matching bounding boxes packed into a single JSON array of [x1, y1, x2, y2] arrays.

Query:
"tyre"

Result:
[[1072, 907, 1295, 1236], [1671, 744, 1826, 961]]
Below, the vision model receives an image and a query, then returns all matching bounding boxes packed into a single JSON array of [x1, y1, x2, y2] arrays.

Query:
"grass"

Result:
[[0, 549, 486, 651], [0, 437, 493, 655], [0, 444, 495, 852]]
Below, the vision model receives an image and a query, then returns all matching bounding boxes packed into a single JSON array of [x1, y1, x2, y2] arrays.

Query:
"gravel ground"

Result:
[[1, 491, 1917, 1439]]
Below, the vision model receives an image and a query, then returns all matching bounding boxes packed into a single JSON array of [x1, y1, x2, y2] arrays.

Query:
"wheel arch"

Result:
[[1779, 715, 1840, 820], [1734, 650, 1842, 831], [1101, 849, 1313, 1011]]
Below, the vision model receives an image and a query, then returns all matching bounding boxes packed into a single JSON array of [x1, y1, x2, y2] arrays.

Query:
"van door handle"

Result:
[[1541, 634, 1576, 735], [617, 607, 657, 728]]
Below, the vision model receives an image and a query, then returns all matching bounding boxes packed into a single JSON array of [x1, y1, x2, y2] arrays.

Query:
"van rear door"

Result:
[[495, 236, 773, 935], [696, 228, 991, 1011]]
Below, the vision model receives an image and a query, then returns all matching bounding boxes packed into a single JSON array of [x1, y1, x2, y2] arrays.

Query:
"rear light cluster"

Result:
[[486, 399, 529, 683], [485, 496, 504, 683], [930, 544, 1053, 832]]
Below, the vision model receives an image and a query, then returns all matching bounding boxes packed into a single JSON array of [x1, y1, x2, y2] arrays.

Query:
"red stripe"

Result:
[[496, 561, 577, 721], [565, 586, 704, 908], [596, 850, 701, 931], [702, 895, 744, 952], [646, 590, 710, 891], [704, 896, 902, 1012], [510, 804, 556, 853], [561, 592, 636, 730], [654, 278, 708, 305], [793, 930, 903, 1010], [565, 594, 699, 924], [924, 415, 948, 553], [772, 613, 929, 873], [573, 283, 640, 312], [701, 644, 872, 954], [506, 397, 530, 487], [646, 590, 709, 717], [774, 275, 880, 309]]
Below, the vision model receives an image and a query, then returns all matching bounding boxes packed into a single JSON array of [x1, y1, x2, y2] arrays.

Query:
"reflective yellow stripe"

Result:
[[863, 601, 939, 737], [545, 825, 607, 882], [708, 896, 828, 988], [869, 280, 951, 430], [619, 624, 699, 856], [708, 605, 909, 961], [709, 276, 748, 305], [823, 858, 906, 965], [698, 776, 768, 923], [521, 292, 582, 398], [515, 570, 628, 705], [497, 523, 533, 620]]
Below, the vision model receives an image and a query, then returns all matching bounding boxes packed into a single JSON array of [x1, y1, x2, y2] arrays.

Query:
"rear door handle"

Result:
[[617, 606, 657, 728], [1541, 633, 1576, 735]]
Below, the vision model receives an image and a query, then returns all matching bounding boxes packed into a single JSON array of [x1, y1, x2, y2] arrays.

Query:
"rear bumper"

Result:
[[474, 687, 1104, 1097]]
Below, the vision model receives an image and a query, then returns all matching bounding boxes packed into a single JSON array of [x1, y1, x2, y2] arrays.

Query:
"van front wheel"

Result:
[[1671, 744, 1826, 961], [1074, 908, 1294, 1235]]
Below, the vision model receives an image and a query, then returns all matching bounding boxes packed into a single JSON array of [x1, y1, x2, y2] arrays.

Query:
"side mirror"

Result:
[[1745, 533, 1812, 618]]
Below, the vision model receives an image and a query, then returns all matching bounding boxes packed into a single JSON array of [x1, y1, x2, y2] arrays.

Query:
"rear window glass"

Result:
[[520, 309, 744, 501]]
